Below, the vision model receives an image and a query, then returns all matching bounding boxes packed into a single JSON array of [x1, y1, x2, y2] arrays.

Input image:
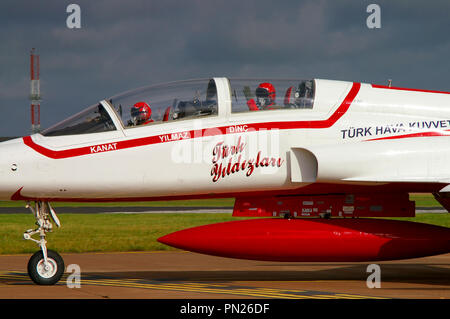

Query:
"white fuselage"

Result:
[[1, 78, 450, 202]]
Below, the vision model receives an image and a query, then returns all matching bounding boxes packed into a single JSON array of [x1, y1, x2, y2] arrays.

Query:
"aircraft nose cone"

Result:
[[0, 137, 27, 200]]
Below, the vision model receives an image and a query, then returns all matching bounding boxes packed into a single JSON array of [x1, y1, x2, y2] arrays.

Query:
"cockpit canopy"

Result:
[[41, 78, 315, 136], [42, 103, 116, 136], [229, 79, 315, 113], [108, 78, 218, 128]]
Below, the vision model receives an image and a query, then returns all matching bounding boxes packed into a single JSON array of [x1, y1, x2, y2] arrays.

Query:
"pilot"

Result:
[[284, 81, 314, 108], [130, 101, 154, 126], [246, 82, 276, 111]]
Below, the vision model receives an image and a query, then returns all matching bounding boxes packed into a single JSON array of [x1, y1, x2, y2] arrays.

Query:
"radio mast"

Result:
[[30, 48, 41, 133]]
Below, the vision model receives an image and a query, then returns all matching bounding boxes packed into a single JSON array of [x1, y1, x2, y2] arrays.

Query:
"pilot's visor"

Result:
[[255, 87, 270, 98]]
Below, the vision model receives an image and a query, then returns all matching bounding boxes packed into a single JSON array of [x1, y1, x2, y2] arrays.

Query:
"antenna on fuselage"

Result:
[[388, 79, 392, 88]]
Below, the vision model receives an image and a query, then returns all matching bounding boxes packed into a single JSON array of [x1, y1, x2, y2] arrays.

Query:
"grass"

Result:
[[386, 213, 450, 227], [0, 193, 447, 255], [0, 212, 448, 255], [0, 213, 243, 255], [409, 193, 442, 207]]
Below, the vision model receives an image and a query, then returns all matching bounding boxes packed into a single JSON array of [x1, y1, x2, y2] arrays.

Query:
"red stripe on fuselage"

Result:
[[365, 130, 450, 142], [23, 82, 361, 159], [362, 84, 450, 142]]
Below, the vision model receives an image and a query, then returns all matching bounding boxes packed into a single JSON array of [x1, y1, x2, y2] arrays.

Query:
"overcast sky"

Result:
[[1, 0, 449, 136]]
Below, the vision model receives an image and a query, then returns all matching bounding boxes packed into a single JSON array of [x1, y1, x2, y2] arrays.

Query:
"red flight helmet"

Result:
[[255, 82, 276, 108], [131, 101, 153, 125]]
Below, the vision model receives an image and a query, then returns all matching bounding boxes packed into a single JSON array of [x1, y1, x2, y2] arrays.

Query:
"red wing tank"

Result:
[[158, 218, 450, 262]]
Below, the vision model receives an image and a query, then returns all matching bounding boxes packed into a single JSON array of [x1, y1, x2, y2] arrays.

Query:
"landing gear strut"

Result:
[[23, 201, 64, 285]]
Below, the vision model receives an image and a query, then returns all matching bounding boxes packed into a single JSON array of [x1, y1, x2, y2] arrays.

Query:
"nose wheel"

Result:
[[27, 249, 64, 285], [23, 201, 64, 285]]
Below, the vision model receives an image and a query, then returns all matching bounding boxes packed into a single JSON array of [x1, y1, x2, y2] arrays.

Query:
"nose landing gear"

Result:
[[23, 201, 64, 285]]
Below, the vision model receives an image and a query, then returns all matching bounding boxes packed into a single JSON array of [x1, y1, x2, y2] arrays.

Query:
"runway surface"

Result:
[[0, 251, 449, 299]]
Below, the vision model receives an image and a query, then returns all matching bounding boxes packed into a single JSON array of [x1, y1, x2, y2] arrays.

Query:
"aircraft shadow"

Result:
[[80, 263, 450, 286]]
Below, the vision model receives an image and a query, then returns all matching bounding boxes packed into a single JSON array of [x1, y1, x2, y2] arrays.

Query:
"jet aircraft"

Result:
[[0, 77, 449, 284]]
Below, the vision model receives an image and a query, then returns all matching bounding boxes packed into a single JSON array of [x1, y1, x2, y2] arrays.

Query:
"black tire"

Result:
[[27, 250, 64, 285]]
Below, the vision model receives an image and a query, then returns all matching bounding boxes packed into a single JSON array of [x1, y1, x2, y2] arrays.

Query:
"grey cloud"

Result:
[[0, 0, 449, 136]]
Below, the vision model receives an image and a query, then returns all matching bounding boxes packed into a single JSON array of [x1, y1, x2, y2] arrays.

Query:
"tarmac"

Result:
[[0, 206, 448, 301], [0, 251, 449, 299]]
